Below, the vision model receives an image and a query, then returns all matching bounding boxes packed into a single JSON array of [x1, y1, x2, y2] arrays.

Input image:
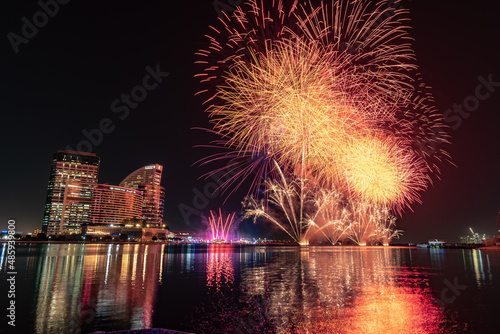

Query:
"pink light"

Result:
[[207, 209, 237, 242]]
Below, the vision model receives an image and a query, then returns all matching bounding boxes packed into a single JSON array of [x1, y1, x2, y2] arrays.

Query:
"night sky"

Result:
[[1, 0, 499, 243]]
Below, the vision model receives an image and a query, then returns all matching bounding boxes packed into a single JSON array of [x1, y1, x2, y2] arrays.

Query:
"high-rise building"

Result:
[[138, 184, 165, 226], [91, 184, 143, 225], [120, 164, 165, 227], [120, 164, 163, 188], [42, 150, 100, 235]]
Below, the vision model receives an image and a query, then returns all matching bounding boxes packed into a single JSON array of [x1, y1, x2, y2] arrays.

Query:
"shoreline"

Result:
[[2, 240, 498, 249]]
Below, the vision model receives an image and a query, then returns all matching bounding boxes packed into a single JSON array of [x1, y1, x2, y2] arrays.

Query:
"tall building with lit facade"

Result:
[[42, 150, 100, 234], [120, 164, 165, 227], [91, 184, 143, 225]]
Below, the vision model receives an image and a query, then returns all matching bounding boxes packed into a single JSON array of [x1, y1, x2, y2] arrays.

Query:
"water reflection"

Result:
[[459, 249, 493, 287], [164, 244, 196, 275], [2, 244, 496, 333], [347, 283, 444, 334], [34, 244, 85, 334], [206, 244, 235, 292], [198, 247, 447, 333], [34, 244, 164, 333], [429, 248, 445, 267]]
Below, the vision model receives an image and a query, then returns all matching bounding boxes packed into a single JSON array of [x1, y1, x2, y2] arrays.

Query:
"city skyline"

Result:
[[41, 149, 166, 235], [1, 0, 500, 243]]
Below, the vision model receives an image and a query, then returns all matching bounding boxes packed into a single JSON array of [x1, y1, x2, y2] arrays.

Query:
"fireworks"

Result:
[[309, 189, 351, 245], [196, 0, 450, 243], [206, 209, 238, 243], [376, 215, 403, 246], [243, 162, 311, 244], [244, 169, 402, 246], [335, 134, 428, 211]]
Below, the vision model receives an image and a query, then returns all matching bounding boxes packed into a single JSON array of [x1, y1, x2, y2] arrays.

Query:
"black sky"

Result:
[[1, 0, 499, 243]]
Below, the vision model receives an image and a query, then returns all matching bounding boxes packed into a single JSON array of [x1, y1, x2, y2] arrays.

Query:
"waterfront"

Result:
[[1, 244, 499, 333]]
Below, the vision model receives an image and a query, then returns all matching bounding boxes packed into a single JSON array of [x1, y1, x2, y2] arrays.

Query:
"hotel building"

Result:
[[91, 184, 143, 225], [42, 151, 166, 236], [120, 164, 165, 228], [42, 150, 100, 235]]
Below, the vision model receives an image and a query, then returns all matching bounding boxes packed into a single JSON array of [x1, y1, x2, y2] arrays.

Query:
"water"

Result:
[[0, 243, 499, 333]]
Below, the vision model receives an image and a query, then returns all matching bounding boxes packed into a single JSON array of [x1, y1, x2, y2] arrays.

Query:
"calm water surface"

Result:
[[0, 243, 499, 333]]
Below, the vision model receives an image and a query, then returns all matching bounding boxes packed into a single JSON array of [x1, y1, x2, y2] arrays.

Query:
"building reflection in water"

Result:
[[33, 244, 164, 333], [164, 244, 198, 276], [463, 249, 493, 287], [428, 248, 444, 268]]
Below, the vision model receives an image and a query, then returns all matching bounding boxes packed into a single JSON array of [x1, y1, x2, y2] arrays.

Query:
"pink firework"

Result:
[[207, 209, 238, 242]]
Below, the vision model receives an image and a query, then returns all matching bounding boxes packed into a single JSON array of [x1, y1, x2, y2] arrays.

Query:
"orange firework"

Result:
[[196, 0, 450, 225], [332, 133, 428, 211]]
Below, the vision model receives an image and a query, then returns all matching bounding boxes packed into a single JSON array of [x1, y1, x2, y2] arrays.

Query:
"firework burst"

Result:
[[196, 0, 450, 243], [196, 0, 448, 211], [334, 133, 428, 211]]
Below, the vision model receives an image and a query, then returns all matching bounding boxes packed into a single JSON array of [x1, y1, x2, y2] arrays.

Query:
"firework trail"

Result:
[[308, 188, 351, 245], [344, 202, 389, 246], [244, 168, 401, 245], [335, 133, 428, 212], [207, 209, 238, 242], [375, 215, 402, 246], [243, 162, 311, 244]]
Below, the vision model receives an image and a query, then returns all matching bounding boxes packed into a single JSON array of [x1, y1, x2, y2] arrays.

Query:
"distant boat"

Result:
[[416, 239, 446, 248], [428, 239, 445, 248]]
